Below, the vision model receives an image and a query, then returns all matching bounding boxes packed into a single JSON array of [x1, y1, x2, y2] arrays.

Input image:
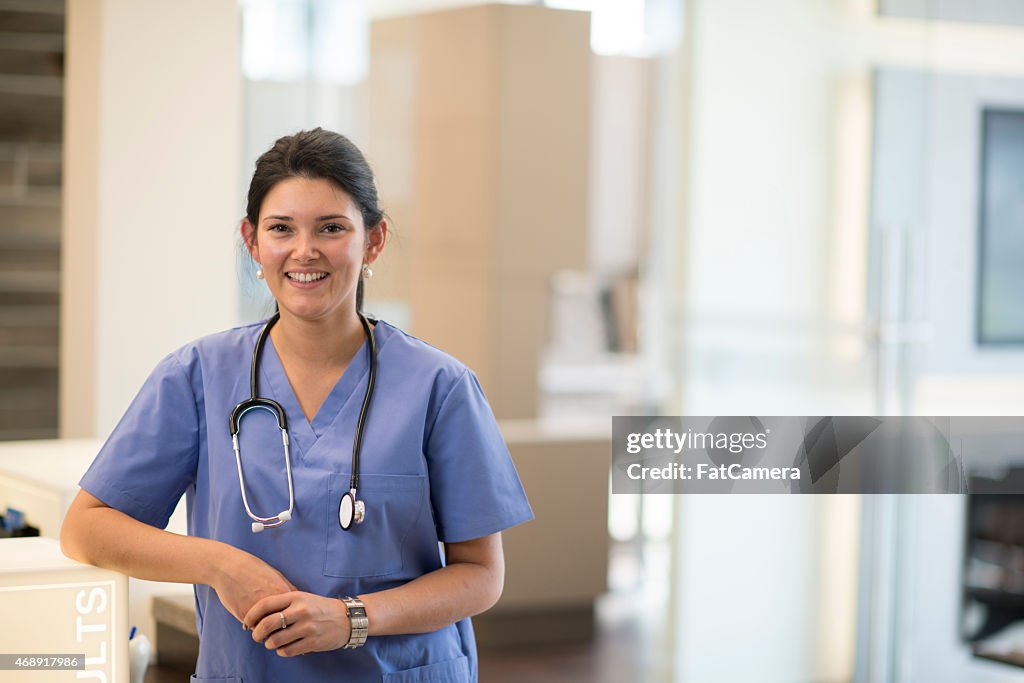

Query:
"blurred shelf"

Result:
[[0, 141, 61, 156], [0, 31, 63, 52], [0, 73, 62, 97], [0, 428, 58, 441], [0, 0, 64, 15], [0, 270, 59, 293], [0, 187, 61, 206], [0, 345, 57, 367], [0, 304, 58, 325]]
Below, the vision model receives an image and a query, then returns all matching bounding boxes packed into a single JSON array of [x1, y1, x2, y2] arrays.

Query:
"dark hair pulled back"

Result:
[[246, 128, 384, 313]]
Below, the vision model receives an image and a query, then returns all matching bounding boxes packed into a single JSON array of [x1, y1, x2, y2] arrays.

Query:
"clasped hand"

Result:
[[243, 591, 351, 657], [209, 548, 350, 657]]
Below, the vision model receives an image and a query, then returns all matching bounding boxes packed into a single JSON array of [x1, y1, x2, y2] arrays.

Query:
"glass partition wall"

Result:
[[671, 2, 1024, 683], [857, 7, 1024, 682]]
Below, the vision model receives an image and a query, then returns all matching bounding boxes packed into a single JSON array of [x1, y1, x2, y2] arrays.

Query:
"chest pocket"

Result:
[[325, 472, 428, 577]]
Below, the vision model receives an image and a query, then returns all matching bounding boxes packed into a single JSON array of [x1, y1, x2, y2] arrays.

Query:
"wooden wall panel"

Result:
[[370, 5, 590, 419]]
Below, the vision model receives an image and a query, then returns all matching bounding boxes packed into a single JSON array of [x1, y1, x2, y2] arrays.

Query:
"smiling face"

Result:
[[242, 176, 385, 324]]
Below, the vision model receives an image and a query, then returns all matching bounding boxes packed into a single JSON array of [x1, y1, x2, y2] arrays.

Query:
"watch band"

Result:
[[341, 596, 368, 649]]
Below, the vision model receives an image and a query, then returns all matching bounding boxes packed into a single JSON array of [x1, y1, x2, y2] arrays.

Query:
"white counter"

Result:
[[0, 438, 105, 537], [0, 439, 193, 665]]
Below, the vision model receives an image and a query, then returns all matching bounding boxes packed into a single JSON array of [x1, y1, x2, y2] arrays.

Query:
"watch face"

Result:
[[339, 493, 353, 530]]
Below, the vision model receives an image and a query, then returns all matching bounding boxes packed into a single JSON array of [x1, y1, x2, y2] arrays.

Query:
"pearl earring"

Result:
[[362, 263, 373, 279], [256, 267, 264, 280]]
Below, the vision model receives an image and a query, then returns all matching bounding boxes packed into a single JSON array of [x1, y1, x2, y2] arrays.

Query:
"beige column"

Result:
[[370, 5, 591, 419], [62, 0, 242, 437]]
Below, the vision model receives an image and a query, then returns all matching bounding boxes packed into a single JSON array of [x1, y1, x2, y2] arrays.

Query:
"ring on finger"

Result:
[[279, 612, 288, 631]]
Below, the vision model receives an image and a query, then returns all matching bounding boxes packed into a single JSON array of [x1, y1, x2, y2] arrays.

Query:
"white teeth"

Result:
[[287, 272, 328, 283]]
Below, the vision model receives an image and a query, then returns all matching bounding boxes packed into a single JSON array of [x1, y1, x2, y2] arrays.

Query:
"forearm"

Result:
[[359, 536, 504, 636], [60, 493, 226, 586]]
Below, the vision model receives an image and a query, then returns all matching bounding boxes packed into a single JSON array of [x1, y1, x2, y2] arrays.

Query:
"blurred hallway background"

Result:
[[4, 0, 1024, 681]]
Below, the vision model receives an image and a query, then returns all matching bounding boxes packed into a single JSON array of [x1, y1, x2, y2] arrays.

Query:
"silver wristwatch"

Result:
[[341, 596, 368, 649]]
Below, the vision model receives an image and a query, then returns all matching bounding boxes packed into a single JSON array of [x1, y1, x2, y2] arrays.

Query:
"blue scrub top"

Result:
[[79, 320, 534, 683]]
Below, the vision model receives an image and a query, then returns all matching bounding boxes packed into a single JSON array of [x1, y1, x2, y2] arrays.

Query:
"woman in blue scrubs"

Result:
[[60, 129, 533, 682]]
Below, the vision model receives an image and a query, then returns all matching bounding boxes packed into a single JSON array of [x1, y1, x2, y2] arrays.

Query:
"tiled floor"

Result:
[[481, 540, 672, 682]]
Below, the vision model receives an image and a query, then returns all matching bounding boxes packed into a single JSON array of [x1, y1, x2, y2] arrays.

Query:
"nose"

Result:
[[293, 232, 319, 261]]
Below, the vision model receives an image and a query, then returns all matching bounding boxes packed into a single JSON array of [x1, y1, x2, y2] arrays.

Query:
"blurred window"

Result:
[[241, 0, 368, 85], [978, 109, 1024, 345], [879, 0, 1024, 26], [545, 0, 680, 56]]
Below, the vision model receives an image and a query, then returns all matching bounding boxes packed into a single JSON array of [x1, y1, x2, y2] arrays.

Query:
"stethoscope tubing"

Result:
[[350, 312, 377, 493], [229, 312, 376, 532]]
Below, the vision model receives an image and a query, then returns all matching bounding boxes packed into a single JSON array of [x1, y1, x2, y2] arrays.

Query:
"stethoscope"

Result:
[[228, 312, 377, 533]]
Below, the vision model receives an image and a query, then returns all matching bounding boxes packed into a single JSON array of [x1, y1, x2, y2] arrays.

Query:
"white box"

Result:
[[0, 537, 129, 682]]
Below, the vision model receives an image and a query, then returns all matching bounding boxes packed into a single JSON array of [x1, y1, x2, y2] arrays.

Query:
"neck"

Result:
[[271, 308, 366, 368]]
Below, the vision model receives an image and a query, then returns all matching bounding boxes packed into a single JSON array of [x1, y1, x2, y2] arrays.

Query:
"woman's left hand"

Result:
[[244, 591, 351, 656]]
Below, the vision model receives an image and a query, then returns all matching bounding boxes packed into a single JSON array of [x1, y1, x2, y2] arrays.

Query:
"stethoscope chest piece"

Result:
[[339, 489, 365, 530]]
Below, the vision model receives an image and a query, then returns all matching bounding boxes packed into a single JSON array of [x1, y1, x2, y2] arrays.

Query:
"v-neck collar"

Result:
[[258, 322, 381, 459]]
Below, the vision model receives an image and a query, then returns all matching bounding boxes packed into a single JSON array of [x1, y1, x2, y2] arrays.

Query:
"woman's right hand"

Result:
[[61, 491, 295, 626], [209, 547, 297, 625]]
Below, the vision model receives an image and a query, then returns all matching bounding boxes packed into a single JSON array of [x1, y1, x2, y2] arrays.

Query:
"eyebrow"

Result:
[[262, 214, 353, 222]]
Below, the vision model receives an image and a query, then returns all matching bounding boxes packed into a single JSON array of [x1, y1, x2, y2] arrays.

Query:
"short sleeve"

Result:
[[425, 370, 534, 543], [79, 353, 200, 529]]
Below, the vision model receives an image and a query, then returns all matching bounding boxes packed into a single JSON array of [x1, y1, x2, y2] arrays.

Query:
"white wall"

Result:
[[673, 495, 860, 683], [685, 1, 833, 321], [62, 0, 242, 437], [679, 0, 879, 416], [588, 54, 651, 275], [670, 0, 875, 678]]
